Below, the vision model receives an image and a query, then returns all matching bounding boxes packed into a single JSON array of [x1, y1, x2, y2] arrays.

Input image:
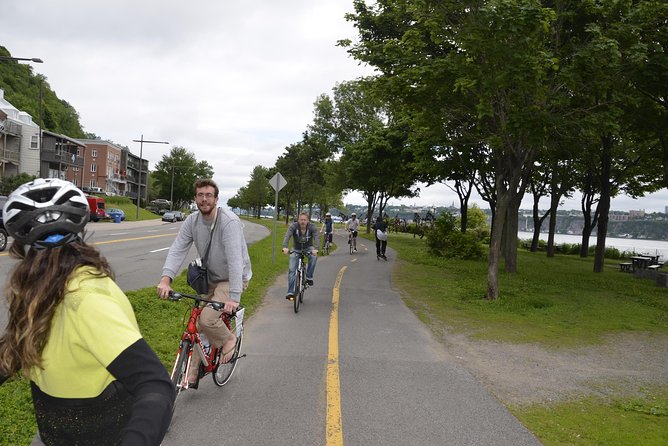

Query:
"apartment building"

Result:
[[0, 88, 40, 179], [72, 139, 125, 195]]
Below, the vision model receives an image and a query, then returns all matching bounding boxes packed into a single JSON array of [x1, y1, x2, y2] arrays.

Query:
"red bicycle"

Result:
[[168, 291, 244, 399]]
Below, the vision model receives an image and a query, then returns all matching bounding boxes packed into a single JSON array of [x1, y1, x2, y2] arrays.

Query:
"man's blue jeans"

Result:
[[288, 251, 317, 295]]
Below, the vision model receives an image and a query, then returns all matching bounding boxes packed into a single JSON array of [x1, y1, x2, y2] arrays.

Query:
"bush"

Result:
[[426, 213, 485, 260]]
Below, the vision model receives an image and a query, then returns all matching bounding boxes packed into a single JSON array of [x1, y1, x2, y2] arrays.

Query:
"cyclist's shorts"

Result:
[[351, 230, 358, 238], [325, 232, 333, 243]]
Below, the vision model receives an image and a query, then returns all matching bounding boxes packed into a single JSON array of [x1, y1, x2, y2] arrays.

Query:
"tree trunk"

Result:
[[546, 188, 560, 257], [487, 193, 510, 300], [530, 192, 550, 252], [593, 134, 613, 273], [502, 193, 521, 272]]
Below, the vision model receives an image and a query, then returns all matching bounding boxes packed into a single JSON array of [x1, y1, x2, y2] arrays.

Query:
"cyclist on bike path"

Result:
[[156, 179, 252, 386], [320, 212, 333, 247], [0, 178, 174, 445], [282, 212, 319, 300], [345, 212, 360, 251]]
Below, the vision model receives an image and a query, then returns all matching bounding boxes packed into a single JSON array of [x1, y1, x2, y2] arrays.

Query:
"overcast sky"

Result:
[[2, 0, 667, 213]]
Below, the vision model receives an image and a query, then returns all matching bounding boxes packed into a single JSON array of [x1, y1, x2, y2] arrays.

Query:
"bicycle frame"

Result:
[[290, 249, 310, 313], [169, 292, 244, 391]]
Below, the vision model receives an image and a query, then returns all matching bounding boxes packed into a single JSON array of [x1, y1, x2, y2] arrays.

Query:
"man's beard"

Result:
[[198, 203, 215, 216]]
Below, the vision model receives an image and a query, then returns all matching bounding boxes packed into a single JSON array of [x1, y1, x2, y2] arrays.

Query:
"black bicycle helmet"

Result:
[[3, 178, 89, 246]]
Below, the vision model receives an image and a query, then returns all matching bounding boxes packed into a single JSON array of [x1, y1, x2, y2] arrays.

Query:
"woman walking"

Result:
[[373, 216, 388, 261]]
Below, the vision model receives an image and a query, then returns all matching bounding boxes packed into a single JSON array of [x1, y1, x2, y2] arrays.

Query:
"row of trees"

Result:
[[230, 0, 667, 300]]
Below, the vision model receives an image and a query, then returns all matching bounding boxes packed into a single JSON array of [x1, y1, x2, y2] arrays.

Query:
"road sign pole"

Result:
[[272, 185, 279, 263], [269, 173, 287, 264]]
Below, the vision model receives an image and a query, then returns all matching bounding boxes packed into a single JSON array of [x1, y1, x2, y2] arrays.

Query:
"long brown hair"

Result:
[[0, 238, 114, 379]]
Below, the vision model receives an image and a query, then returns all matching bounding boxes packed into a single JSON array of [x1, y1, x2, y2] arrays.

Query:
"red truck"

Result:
[[86, 195, 106, 222]]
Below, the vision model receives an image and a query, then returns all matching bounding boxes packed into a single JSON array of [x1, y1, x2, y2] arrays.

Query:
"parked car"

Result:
[[0, 195, 8, 251], [173, 211, 185, 221], [106, 208, 126, 221], [162, 212, 177, 223]]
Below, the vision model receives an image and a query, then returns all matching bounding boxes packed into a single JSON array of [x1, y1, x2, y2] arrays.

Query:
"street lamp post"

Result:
[[0, 56, 43, 63], [132, 135, 169, 220]]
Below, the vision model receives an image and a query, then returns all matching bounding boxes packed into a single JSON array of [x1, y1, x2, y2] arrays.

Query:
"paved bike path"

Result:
[[162, 230, 540, 445]]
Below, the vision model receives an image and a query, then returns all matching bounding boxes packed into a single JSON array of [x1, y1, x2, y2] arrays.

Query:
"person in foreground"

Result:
[[282, 212, 319, 300], [0, 178, 174, 446], [156, 179, 252, 387]]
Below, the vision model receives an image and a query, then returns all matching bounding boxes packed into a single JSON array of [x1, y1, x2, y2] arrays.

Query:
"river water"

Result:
[[517, 231, 668, 260]]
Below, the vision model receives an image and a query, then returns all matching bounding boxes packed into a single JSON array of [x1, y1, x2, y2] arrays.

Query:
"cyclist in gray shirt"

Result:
[[282, 212, 319, 300], [157, 179, 251, 387]]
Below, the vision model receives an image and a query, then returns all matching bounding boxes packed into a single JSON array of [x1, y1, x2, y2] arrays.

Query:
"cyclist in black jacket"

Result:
[[0, 178, 174, 446]]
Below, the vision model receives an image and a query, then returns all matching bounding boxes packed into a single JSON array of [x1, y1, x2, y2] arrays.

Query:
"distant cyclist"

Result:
[[282, 212, 319, 300], [0, 178, 174, 445], [345, 213, 360, 252], [320, 212, 333, 250]]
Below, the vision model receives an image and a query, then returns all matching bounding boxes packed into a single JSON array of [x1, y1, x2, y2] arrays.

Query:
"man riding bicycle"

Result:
[[157, 179, 252, 388], [282, 212, 319, 301], [345, 213, 360, 252], [320, 212, 333, 250]]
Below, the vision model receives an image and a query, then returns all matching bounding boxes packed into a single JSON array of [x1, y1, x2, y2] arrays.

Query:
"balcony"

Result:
[[0, 147, 20, 164], [41, 149, 84, 167], [0, 120, 22, 136]]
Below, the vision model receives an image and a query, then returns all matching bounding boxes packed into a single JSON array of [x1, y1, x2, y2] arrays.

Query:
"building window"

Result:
[[91, 164, 97, 172], [92, 149, 97, 158], [30, 135, 38, 149]]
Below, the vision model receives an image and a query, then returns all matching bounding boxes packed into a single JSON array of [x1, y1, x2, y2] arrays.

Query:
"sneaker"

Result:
[[286, 293, 294, 301], [306, 278, 314, 286], [188, 379, 199, 390]]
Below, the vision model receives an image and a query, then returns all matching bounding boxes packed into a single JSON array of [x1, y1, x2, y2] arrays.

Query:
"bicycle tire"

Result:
[[294, 268, 302, 313], [349, 238, 353, 255], [213, 330, 243, 386], [171, 338, 191, 397]]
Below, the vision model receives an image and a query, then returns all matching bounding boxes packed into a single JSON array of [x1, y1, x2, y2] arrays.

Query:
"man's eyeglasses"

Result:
[[196, 193, 215, 199]]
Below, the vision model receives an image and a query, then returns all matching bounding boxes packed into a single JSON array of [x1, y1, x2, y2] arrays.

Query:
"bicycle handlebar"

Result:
[[288, 249, 314, 255], [168, 290, 242, 315]]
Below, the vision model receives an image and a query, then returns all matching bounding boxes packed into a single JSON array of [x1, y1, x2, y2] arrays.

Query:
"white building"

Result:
[[0, 88, 41, 178]]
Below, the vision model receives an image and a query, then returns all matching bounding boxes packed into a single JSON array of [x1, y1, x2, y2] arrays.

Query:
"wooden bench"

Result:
[[619, 262, 633, 272]]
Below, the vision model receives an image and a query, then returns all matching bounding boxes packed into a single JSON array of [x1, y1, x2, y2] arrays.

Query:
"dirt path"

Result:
[[435, 330, 668, 407]]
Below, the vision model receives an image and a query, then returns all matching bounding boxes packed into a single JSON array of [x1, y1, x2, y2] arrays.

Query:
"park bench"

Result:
[[619, 262, 632, 272]]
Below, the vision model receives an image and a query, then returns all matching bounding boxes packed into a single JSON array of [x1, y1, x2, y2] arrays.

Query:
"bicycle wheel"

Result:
[[213, 329, 243, 386], [171, 339, 191, 397], [299, 275, 305, 303], [349, 237, 353, 255], [294, 268, 302, 313]]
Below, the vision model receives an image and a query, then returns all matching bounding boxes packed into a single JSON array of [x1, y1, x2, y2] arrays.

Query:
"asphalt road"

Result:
[[162, 229, 540, 446], [0, 218, 270, 331]]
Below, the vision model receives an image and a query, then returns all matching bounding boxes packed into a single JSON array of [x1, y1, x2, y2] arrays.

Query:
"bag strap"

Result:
[[201, 208, 220, 266]]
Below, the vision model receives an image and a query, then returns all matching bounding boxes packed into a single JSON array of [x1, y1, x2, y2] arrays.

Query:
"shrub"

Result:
[[426, 213, 484, 259]]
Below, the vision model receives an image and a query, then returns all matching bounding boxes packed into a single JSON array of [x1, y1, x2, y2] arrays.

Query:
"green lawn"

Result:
[[382, 231, 668, 445]]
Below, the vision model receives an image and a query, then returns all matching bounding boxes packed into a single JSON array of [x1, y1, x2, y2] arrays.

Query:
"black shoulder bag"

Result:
[[187, 210, 219, 295]]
